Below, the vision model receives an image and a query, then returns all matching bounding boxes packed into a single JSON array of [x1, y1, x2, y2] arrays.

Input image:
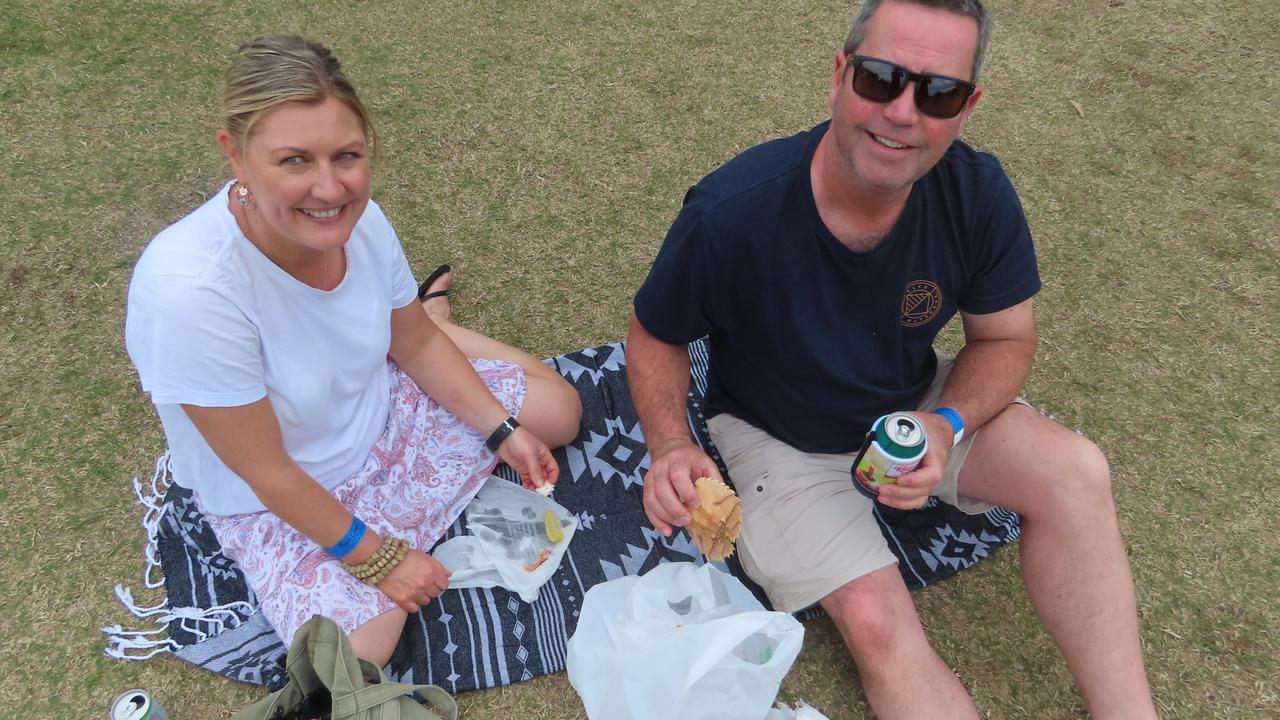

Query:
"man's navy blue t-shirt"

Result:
[[634, 122, 1041, 454]]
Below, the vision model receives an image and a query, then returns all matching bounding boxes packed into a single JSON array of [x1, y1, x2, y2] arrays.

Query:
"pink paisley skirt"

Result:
[[201, 359, 526, 646]]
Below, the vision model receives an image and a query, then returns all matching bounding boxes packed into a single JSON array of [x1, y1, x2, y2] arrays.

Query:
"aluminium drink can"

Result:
[[851, 412, 927, 499], [109, 689, 169, 720]]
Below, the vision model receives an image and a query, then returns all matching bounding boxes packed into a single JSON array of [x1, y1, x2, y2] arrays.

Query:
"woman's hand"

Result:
[[376, 548, 452, 614], [497, 426, 560, 492]]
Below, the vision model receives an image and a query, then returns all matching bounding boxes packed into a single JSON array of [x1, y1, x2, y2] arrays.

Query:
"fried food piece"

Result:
[[524, 548, 553, 572], [686, 476, 742, 561]]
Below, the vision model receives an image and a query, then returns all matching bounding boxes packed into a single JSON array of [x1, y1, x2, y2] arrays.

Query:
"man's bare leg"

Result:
[[820, 565, 979, 719], [959, 404, 1158, 719]]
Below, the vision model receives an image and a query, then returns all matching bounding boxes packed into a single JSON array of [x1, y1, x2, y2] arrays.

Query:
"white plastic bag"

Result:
[[433, 476, 576, 602], [765, 700, 831, 720], [567, 562, 804, 720]]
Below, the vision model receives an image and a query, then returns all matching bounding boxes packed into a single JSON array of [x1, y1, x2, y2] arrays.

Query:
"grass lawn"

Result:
[[1, 0, 1276, 717]]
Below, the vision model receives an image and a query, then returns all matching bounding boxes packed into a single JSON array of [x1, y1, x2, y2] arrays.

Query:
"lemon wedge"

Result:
[[544, 510, 564, 543]]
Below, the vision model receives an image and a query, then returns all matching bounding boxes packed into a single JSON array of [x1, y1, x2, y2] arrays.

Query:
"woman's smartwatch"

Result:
[[485, 416, 521, 451]]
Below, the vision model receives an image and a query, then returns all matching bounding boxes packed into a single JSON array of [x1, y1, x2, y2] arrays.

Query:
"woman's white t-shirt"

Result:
[[125, 184, 419, 515]]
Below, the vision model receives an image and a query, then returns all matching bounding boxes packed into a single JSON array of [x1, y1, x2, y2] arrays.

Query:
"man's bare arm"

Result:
[[877, 297, 1037, 510], [627, 312, 724, 535], [628, 312, 695, 452], [941, 297, 1038, 431]]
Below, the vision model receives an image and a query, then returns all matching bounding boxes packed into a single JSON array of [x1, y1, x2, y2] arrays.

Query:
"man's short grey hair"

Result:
[[842, 0, 992, 82]]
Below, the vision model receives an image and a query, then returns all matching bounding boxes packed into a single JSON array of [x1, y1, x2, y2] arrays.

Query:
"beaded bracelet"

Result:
[[346, 539, 394, 584], [364, 540, 409, 586], [343, 537, 410, 586], [344, 537, 400, 579], [344, 538, 389, 579]]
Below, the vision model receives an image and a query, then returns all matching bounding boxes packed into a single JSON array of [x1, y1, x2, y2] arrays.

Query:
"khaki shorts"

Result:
[[707, 353, 1023, 612]]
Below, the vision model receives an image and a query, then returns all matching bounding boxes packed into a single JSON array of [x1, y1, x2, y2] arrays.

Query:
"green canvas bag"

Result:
[[229, 615, 458, 720]]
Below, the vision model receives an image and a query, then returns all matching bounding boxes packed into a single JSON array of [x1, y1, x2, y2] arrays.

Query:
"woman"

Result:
[[124, 34, 582, 665]]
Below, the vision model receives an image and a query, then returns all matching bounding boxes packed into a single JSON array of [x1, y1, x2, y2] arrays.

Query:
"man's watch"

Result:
[[932, 407, 965, 447], [485, 416, 521, 451]]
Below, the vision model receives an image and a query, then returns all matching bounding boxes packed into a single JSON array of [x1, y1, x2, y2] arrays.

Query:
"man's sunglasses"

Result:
[[846, 55, 976, 119]]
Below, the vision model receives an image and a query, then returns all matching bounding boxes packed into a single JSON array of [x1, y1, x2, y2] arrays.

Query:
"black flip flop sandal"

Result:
[[417, 264, 452, 301]]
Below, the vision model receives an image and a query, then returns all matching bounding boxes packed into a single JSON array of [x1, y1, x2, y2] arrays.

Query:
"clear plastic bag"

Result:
[[567, 562, 804, 720], [432, 476, 576, 603]]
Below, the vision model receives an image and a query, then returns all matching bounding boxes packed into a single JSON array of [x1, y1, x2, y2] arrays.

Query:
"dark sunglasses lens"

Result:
[[851, 59, 904, 102], [917, 77, 970, 118]]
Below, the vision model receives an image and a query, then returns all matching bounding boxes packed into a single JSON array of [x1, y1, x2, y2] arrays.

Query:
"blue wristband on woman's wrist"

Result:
[[327, 517, 366, 559]]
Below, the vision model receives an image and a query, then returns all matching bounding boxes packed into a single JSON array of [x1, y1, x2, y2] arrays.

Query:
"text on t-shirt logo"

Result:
[[901, 280, 942, 327]]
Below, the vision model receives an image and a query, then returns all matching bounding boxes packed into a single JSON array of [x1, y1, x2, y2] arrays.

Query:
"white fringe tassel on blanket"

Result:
[[102, 452, 256, 661]]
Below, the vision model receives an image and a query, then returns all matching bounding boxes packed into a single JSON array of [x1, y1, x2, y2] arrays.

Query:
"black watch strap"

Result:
[[485, 416, 521, 451]]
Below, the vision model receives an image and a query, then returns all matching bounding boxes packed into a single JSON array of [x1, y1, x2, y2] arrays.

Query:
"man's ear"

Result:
[[964, 85, 983, 114], [953, 85, 983, 131], [829, 49, 848, 111]]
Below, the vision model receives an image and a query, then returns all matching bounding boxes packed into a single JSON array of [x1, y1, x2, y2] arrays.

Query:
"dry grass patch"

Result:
[[1, 0, 1275, 717]]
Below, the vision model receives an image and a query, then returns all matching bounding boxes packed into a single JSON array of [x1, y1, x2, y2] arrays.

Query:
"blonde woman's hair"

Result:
[[222, 34, 376, 151]]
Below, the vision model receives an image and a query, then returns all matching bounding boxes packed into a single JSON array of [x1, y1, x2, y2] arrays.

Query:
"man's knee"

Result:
[[821, 571, 920, 668], [1033, 428, 1115, 515], [1075, 434, 1111, 494], [1051, 426, 1112, 495], [960, 407, 1119, 518]]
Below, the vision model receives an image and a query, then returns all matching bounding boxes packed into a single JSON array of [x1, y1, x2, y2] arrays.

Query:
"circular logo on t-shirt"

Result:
[[901, 280, 942, 327]]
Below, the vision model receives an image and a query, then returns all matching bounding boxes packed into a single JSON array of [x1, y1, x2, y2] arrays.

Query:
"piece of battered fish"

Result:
[[686, 476, 742, 561]]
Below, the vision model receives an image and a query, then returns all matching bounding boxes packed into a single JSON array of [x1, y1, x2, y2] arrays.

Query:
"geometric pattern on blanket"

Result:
[[136, 338, 1021, 692]]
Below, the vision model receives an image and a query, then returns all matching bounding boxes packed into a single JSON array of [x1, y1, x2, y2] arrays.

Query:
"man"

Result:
[[627, 1, 1159, 717]]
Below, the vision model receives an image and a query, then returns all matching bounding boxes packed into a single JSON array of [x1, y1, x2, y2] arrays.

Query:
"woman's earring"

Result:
[[236, 183, 254, 208]]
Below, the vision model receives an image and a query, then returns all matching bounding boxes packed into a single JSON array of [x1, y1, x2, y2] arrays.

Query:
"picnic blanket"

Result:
[[105, 339, 1021, 693]]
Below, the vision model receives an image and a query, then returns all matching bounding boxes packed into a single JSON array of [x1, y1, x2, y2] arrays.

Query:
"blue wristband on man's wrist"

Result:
[[327, 517, 366, 559], [932, 406, 965, 446]]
